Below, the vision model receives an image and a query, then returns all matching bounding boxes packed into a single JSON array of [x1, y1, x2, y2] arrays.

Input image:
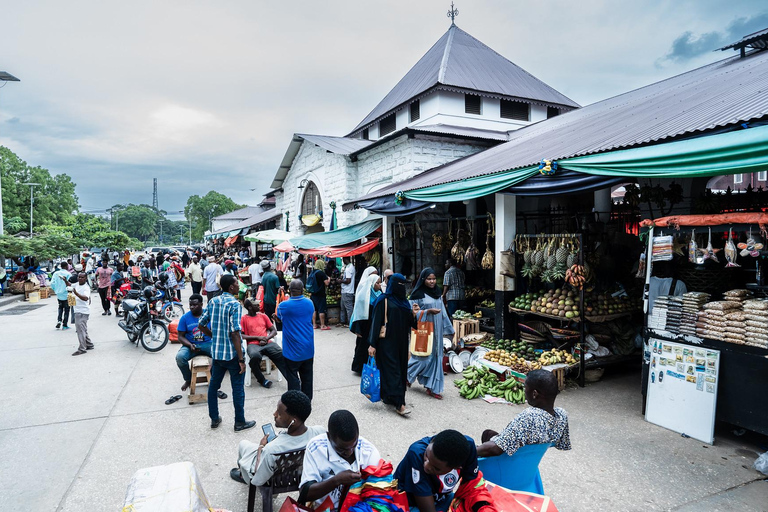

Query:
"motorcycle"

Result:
[[118, 286, 170, 352], [154, 274, 185, 322]]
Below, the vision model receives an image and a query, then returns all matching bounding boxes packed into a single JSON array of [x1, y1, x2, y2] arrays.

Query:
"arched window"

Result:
[[301, 181, 321, 216]]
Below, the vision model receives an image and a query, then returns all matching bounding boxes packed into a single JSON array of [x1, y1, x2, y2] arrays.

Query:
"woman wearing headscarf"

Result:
[[349, 267, 381, 373], [406, 267, 455, 399], [367, 274, 419, 416]]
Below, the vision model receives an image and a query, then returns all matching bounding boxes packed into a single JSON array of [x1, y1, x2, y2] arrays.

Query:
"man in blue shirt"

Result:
[[277, 279, 316, 399], [395, 430, 481, 512], [51, 262, 72, 330], [175, 293, 224, 396], [198, 274, 256, 432]]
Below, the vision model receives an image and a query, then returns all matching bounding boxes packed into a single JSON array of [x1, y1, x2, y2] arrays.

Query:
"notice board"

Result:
[[645, 338, 720, 444]]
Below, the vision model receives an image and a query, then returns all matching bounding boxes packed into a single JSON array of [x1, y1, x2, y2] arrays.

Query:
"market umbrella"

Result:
[[273, 241, 295, 253], [244, 229, 293, 244]]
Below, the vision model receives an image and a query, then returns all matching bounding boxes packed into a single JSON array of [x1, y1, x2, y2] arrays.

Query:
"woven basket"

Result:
[[8, 281, 25, 294]]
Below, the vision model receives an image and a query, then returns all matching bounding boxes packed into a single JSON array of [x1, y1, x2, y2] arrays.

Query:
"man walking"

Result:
[[95, 259, 114, 316], [261, 260, 280, 319], [442, 258, 466, 317], [277, 280, 315, 399], [198, 274, 256, 431], [203, 256, 223, 302], [248, 257, 263, 294], [71, 272, 94, 356], [187, 256, 203, 295], [339, 257, 356, 328], [52, 262, 72, 330]]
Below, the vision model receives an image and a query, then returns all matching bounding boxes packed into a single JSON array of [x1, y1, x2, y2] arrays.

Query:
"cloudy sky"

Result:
[[1, 0, 766, 221]]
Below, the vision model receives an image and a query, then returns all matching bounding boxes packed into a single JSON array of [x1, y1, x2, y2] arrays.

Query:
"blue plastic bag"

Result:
[[361, 357, 381, 403]]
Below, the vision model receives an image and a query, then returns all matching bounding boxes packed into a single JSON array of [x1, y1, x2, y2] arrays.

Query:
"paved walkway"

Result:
[[0, 288, 765, 512]]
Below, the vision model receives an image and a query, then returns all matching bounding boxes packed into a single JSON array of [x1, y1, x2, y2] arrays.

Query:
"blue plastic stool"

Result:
[[478, 443, 552, 494]]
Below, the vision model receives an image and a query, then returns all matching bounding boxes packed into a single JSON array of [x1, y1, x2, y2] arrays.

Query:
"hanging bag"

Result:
[[360, 356, 381, 403], [379, 300, 388, 338], [410, 310, 434, 357], [305, 270, 317, 293], [67, 291, 77, 307], [255, 285, 265, 311]]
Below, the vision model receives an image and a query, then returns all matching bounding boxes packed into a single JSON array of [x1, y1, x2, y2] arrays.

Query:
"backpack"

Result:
[[305, 270, 317, 293]]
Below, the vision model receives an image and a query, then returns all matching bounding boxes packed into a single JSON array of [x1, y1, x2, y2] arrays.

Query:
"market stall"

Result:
[[640, 212, 768, 436]]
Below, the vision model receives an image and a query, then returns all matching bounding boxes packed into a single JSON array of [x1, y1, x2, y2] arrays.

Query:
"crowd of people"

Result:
[[49, 244, 571, 510]]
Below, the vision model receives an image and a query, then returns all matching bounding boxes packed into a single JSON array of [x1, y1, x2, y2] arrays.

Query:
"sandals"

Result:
[[165, 395, 182, 405], [426, 389, 444, 400], [321, 326, 331, 330], [395, 406, 412, 416], [217, 390, 228, 399]]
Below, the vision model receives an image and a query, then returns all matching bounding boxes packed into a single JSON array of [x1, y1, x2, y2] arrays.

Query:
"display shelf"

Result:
[[584, 353, 639, 369], [509, 307, 633, 324]]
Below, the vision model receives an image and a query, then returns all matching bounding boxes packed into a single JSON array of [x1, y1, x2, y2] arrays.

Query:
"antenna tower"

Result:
[[152, 178, 158, 210]]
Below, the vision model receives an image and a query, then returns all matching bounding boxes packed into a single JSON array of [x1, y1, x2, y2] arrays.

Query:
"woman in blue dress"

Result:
[[407, 267, 455, 399]]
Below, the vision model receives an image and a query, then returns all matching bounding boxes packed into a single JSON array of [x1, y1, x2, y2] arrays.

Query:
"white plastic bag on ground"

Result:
[[755, 452, 768, 475], [122, 461, 215, 512]]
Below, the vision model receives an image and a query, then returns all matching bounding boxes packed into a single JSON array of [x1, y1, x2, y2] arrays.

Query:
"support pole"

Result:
[[494, 193, 516, 339], [380, 215, 391, 270]]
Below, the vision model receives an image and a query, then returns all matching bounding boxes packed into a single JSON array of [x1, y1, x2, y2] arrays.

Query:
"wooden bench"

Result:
[[247, 449, 305, 512], [188, 355, 212, 404]]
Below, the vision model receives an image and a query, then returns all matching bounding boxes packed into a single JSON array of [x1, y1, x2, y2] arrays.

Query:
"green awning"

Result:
[[289, 219, 381, 249], [403, 166, 539, 203], [560, 124, 768, 178]]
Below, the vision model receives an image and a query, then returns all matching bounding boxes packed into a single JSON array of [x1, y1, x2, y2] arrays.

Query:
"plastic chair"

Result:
[[247, 449, 305, 512], [477, 443, 553, 494]]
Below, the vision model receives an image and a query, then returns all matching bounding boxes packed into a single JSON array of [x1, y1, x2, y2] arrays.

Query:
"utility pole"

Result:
[[179, 210, 191, 245], [21, 183, 41, 236], [0, 71, 20, 235], [159, 219, 164, 243]]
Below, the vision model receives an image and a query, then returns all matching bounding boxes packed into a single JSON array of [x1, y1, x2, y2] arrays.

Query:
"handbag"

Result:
[[360, 357, 381, 403], [379, 300, 388, 338], [409, 310, 434, 357]]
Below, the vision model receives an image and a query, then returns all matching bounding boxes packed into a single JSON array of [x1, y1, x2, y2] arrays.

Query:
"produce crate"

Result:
[[326, 305, 340, 325], [543, 363, 568, 391], [38, 287, 52, 299], [453, 319, 479, 344]]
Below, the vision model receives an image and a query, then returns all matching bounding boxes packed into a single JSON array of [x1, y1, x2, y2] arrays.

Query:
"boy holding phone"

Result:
[[231, 390, 325, 486]]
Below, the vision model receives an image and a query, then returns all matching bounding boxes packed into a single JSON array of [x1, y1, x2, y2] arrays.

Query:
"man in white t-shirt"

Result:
[[70, 272, 94, 356], [339, 258, 356, 328], [299, 410, 381, 510], [248, 257, 263, 292], [203, 256, 223, 302]]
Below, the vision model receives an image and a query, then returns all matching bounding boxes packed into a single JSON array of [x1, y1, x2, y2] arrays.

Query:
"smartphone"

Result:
[[262, 423, 277, 443]]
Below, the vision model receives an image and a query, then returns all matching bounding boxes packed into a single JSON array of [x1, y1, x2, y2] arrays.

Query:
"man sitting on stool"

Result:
[[175, 293, 226, 399], [241, 298, 288, 388]]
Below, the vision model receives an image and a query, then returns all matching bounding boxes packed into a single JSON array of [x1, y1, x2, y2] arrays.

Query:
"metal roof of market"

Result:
[[347, 24, 579, 136], [350, 47, 768, 205]]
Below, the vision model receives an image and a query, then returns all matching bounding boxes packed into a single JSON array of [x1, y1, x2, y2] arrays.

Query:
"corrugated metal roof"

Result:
[[353, 49, 768, 203], [209, 208, 280, 236], [411, 124, 510, 141], [270, 134, 374, 189], [348, 25, 579, 135], [212, 206, 262, 221], [719, 27, 768, 51], [297, 134, 373, 155]]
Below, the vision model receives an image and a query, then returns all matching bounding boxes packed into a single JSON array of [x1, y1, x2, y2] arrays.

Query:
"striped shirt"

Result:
[[198, 292, 242, 361], [443, 266, 466, 301]]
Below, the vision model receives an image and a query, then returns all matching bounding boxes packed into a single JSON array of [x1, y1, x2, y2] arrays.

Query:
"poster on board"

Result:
[[645, 338, 720, 444]]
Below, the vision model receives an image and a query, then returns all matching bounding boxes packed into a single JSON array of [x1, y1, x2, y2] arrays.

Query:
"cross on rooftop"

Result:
[[447, 2, 459, 25]]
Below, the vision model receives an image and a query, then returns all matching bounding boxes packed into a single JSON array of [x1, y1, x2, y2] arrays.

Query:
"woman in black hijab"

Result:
[[368, 273, 419, 416]]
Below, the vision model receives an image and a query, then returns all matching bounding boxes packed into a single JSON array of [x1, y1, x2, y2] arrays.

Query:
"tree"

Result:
[[0, 146, 78, 233], [185, 191, 244, 241], [109, 203, 162, 241]]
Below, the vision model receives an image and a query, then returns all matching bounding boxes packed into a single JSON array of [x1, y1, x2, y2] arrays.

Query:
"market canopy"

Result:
[[287, 219, 381, 250], [298, 239, 380, 258], [244, 229, 293, 244]]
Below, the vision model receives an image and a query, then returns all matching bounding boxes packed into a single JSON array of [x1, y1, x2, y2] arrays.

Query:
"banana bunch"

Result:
[[364, 251, 381, 268], [538, 349, 575, 366], [432, 234, 444, 256], [453, 365, 526, 403], [565, 264, 588, 289]]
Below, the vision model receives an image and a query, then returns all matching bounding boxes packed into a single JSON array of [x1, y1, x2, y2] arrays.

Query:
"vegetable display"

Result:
[[454, 365, 526, 403]]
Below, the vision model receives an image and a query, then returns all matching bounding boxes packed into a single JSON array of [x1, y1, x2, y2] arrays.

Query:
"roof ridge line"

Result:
[[438, 25, 456, 83]]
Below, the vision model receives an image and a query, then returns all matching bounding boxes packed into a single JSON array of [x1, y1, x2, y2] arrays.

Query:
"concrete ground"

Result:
[[0, 288, 766, 512]]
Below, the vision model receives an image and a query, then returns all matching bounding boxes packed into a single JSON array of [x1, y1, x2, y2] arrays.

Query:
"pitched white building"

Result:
[[270, 24, 578, 236]]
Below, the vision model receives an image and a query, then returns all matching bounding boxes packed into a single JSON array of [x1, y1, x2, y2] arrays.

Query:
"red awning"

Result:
[[273, 238, 380, 257], [224, 235, 240, 247]]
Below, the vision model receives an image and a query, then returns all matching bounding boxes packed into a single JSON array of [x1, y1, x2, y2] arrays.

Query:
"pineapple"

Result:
[[533, 240, 544, 266], [555, 239, 568, 265]]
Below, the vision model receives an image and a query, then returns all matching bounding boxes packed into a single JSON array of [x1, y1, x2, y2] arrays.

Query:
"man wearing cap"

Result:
[[260, 260, 280, 320], [203, 256, 224, 302]]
